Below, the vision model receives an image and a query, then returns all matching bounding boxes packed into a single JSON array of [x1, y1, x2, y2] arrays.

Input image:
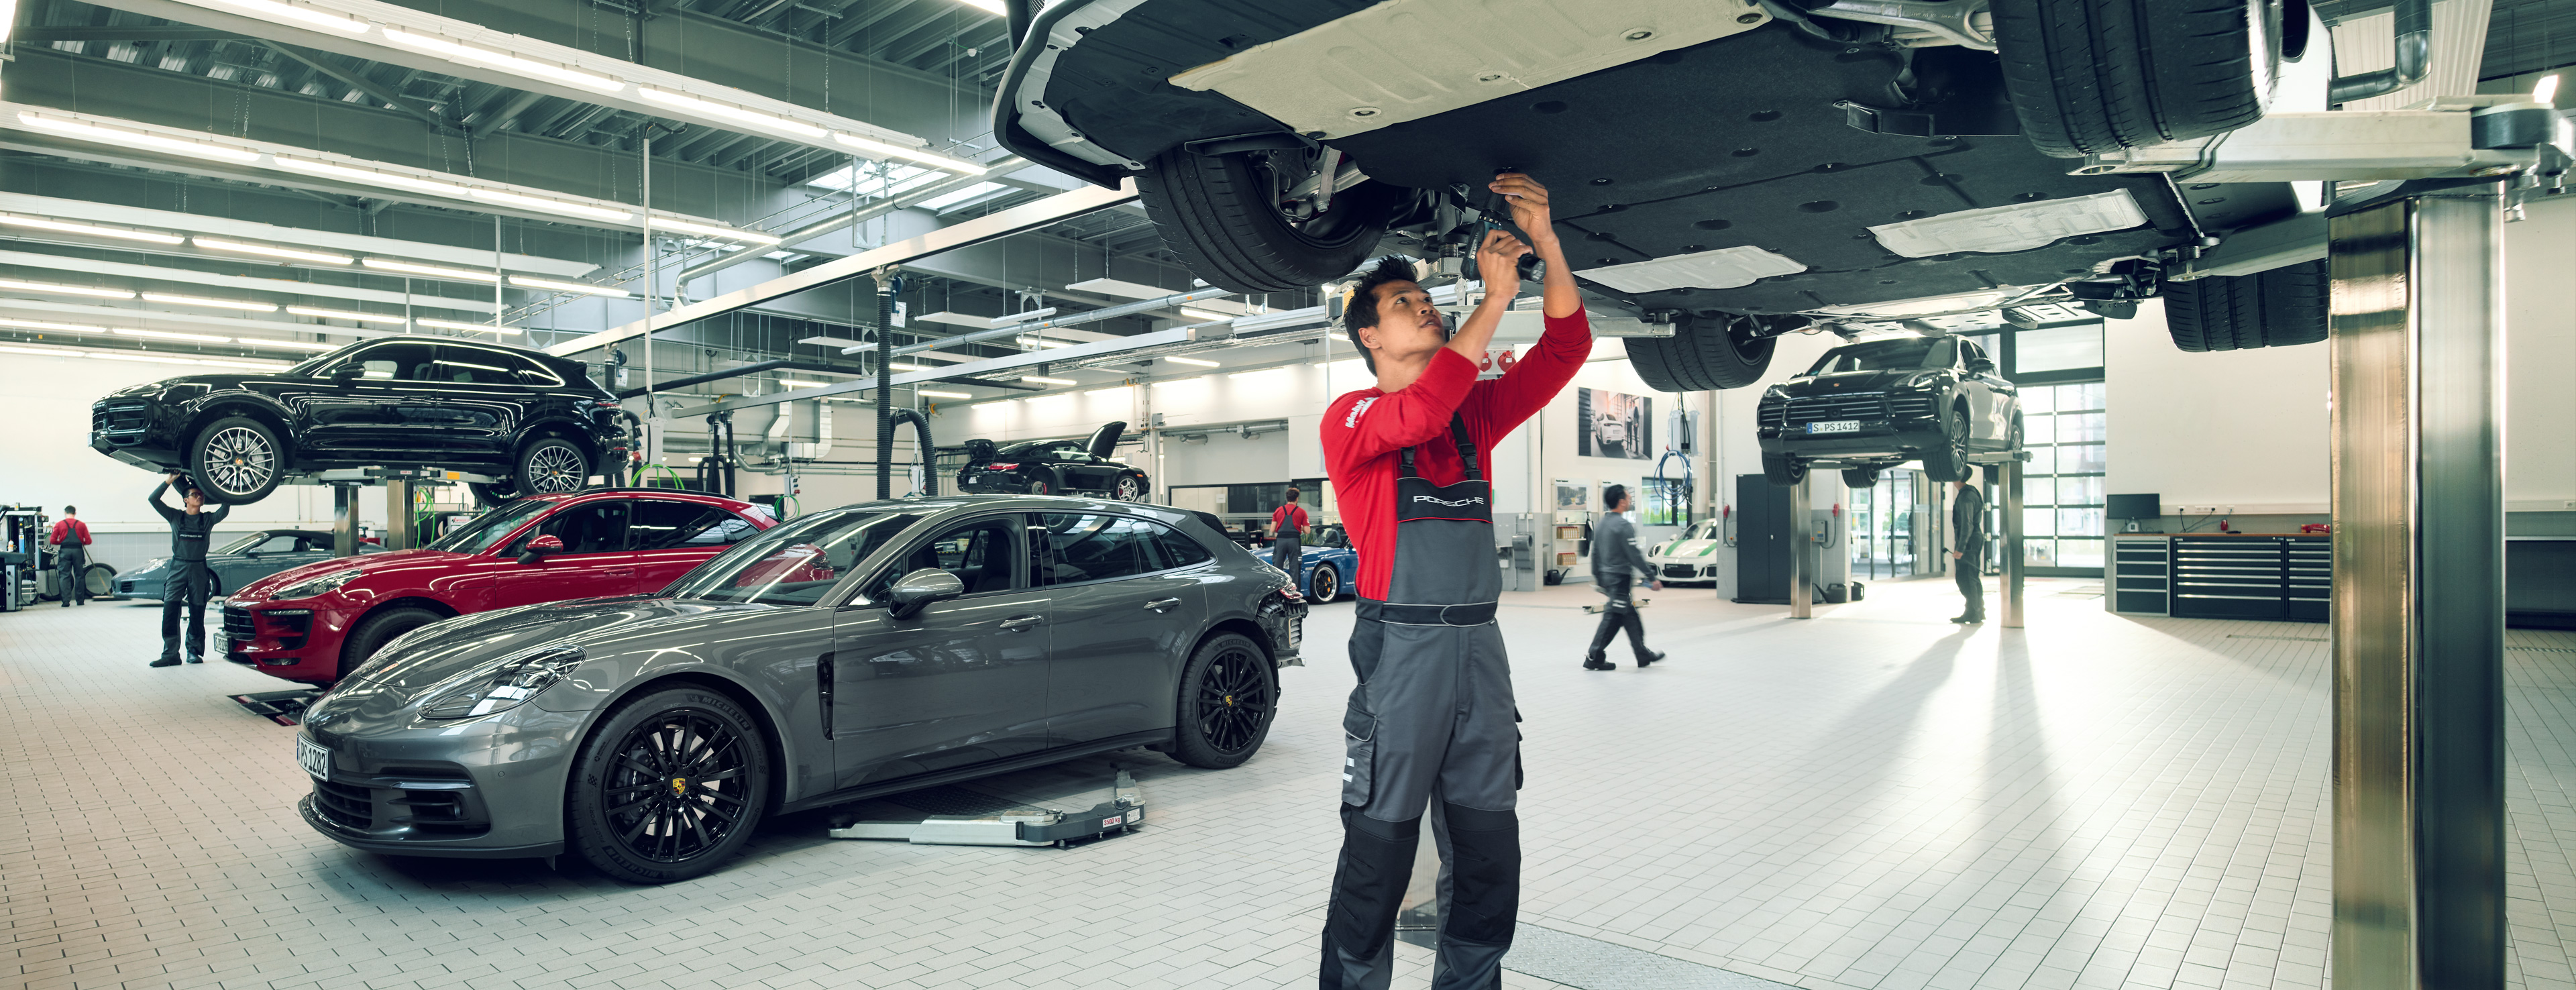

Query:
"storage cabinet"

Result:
[[2108, 534, 2329, 622]]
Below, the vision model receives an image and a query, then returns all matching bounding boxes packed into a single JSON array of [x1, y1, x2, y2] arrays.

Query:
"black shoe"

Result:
[[1582, 658, 1615, 671], [150, 657, 180, 667], [1635, 651, 1664, 668], [185, 655, 204, 664]]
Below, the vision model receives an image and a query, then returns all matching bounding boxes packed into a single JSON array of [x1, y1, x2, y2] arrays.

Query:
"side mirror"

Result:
[[241, 549, 260, 558], [517, 534, 566, 565], [329, 364, 364, 380], [1968, 358, 1997, 376], [886, 567, 965, 620]]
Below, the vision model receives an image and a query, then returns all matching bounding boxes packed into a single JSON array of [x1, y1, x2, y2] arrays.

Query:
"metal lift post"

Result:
[[1788, 473, 1815, 618], [1998, 460, 2026, 628]]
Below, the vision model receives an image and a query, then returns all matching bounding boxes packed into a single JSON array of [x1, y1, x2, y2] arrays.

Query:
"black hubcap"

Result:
[[600, 710, 751, 863], [1195, 650, 1270, 755]]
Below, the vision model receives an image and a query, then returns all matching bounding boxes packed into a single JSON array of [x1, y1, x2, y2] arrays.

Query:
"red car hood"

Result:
[[233, 548, 472, 603]]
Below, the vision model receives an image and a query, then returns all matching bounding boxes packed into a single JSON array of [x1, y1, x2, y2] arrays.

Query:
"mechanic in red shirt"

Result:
[[1319, 173, 1587, 989], [48, 506, 93, 608], [1269, 487, 1309, 575]]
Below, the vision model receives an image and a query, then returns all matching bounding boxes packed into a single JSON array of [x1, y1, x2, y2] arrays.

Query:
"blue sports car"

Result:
[[1287, 543, 1358, 604]]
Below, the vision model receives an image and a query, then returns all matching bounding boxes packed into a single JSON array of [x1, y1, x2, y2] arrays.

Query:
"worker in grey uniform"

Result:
[[1951, 474, 1988, 624], [1584, 485, 1664, 671], [150, 474, 231, 667], [1320, 172, 1588, 989]]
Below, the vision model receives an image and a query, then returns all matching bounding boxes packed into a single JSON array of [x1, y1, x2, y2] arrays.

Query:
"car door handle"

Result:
[[604, 567, 637, 578], [1143, 597, 1183, 612], [999, 615, 1044, 632]]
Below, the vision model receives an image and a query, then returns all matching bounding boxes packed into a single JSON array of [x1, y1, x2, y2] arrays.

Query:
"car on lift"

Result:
[[91, 337, 625, 506], [220, 490, 772, 683], [289, 495, 1305, 883], [991, 0, 2347, 386], [956, 422, 1151, 500], [117, 529, 388, 601], [1756, 333, 2021, 486], [1646, 518, 1727, 586]]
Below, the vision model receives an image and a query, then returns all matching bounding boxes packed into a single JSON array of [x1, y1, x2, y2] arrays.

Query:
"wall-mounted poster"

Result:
[[1576, 388, 1652, 460]]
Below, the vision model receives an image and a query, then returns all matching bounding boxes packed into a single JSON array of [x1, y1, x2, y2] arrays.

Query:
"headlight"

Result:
[[270, 567, 366, 600], [419, 645, 585, 720], [1900, 371, 1945, 389]]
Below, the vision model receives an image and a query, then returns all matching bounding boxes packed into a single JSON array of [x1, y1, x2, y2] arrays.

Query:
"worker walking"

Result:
[[1320, 172, 1587, 989], [1951, 475, 1988, 624], [48, 505, 91, 607], [150, 474, 230, 667], [1270, 487, 1309, 575], [1583, 486, 1664, 671]]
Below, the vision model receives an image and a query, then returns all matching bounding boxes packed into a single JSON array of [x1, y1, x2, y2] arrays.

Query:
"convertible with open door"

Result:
[[994, 0, 2347, 388]]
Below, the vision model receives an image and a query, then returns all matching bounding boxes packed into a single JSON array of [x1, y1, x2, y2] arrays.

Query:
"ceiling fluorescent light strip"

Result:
[[1165, 355, 1219, 367], [379, 28, 621, 93], [1021, 375, 1075, 385], [286, 305, 407, 324], [15, 111, 262, 163], [362, 258, 500, 283], [468, 189, 633, 223], [0, 278, 134, 298], [237, 337, 344, 351], [918, 389, 972, 399], [508, 275, 631, 297], [417, 317, 522, 334], [0, 214, 186, 245], [208, 0, 366, 32], [649, 217, 782, 245], [117, 327, 232, 342], [140, 292, 278, 312], [639, 89, 826, 140], [830, 133, 985, 175], [0, 317, 97, 332], [193, 237, 354, 265]]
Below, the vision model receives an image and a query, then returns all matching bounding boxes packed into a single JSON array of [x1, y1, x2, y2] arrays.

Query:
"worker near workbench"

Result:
[[49, 505, 92, 607], [150, 474, 230, 667], [1270, 487, 1308, 575], [1319, 172, 1586, 989]]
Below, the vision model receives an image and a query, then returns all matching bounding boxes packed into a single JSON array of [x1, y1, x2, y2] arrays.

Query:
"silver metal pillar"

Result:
[[1789, 473, 1814, 618], [2000, 462, 2026, 628], [2330, 190, 2506, 987], [383, 479, 416, 552], [331, 484, 362, 558]]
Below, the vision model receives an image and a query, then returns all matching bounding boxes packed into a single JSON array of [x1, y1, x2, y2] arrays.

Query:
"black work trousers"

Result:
[[1585, 573, 1654, 663], [55, 546, 89, 605], [160, 562, 212, 661], [1954, 547, 1985, 620]]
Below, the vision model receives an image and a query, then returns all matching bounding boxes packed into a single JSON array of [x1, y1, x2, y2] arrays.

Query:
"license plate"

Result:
[[1806, 420, 1861, 434], [297, 736, 331, 783]]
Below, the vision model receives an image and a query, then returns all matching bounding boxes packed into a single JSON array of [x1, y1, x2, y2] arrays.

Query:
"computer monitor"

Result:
[[2106, 494, 2161, 520]]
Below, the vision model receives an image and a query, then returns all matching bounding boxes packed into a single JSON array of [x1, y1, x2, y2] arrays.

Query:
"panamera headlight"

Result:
[[272, 567, 365, 600], [420, 645, 585, 720]]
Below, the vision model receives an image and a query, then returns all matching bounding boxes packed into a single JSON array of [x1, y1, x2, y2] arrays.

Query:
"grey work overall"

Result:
[[1322, 417, 1520, 990]]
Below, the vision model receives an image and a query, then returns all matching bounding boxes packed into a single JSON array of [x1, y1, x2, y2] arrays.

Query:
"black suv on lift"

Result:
[[1757, 334, 2021, 486], [991, 0, 2345, 384], [91, 337, 623, 505]]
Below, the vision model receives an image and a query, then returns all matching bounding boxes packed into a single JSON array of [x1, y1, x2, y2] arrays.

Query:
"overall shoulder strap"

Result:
[[1450, 415, 1482, 481]]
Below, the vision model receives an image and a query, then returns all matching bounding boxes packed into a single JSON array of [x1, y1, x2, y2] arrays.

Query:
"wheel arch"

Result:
[[584, 669, 794, 815], [516, 417, 602, 462], [183, 397, 298, 459]]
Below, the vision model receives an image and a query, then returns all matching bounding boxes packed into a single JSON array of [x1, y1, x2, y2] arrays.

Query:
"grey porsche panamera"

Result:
[[294, 495, 1305, 883]]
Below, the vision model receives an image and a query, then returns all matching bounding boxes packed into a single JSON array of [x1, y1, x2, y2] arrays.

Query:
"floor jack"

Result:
[[827, 769, 1145, 848]]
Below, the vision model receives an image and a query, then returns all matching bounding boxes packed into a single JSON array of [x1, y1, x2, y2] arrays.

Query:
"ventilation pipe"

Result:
[[888, 408, 937, 496], [2330, 0, 2431, 103], [872, 270, 902, 501]]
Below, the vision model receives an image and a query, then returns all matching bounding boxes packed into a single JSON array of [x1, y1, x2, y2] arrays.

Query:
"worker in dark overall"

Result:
[[1584, 485, 1664, 670], [1271, 487, 1309, 575], [1951, 474, 1988, 624], [1320, 172, 1587, 989], [150, 474, 231, 667], [49, 505, 92, 607]]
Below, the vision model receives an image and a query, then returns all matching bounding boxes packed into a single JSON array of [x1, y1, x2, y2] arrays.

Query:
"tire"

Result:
[[1921, 406, 1974, 482], [1625, 314, 1777, 392], [187, 415, 284, 504], [1026, 477, 1053, 496], [2165, 259, 2328, 351], [1169, 632, 1277, 770], [1309, 564, 1341, 604], [1136, 148, 1402, 293], [468, 482, 521, 508], [1841, 466, 1882, 490], [82, 563, 115, 598], [339, 606, 443, 679], [513, 437, 591, 495], [1993, 0, 2279, 158], [566, 686, 770, 885], [1112, 475, 1147, 501], [1762, 453, 1807, 488]]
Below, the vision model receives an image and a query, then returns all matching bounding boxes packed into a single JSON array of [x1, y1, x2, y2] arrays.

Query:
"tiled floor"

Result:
[[5, 577, 2574, 990]]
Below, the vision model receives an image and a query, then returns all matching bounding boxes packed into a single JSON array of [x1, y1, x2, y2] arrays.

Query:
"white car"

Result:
[[1648, 520, 1726, 586]]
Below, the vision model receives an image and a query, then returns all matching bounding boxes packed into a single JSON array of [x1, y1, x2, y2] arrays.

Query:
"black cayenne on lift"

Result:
[[989, 0, 2341, 385], [1757, 334, 2021, 486], [91, 337, 623, 505], [957, 422, 1152, 500]]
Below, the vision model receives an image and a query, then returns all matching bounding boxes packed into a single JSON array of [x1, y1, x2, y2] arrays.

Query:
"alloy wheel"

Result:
[[598, 710, 753, 864], [201, 427, 276, 496], [525, 445, 586, 493], [1194, 646, 1271, 755], [1114, 477, 1143, 500]]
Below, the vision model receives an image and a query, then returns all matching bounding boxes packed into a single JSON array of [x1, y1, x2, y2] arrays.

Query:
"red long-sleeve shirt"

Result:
[[1271, 503, 1308, 538], [1324, 311, 1591, 600], [48, 517, 90, 547]]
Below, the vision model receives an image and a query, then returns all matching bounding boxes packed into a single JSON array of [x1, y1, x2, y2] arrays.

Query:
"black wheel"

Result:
[[1762, 453, 1807, 488], [1169, 632, 1276, 770], [1026, 477, 1053, 496], [2165, 259, 2328, 351], [1112, 475, 1147, 501], [1921, 406, 1973, 482], [1625, 313, 1777, 392], [340, 606, 443, 678], [1841, 465, 1882, 490], [567, 687, 769, 884], [513, 437, 591, 495], [468, 482, 521, 508], [187, 415, 283, 504], [1136, 147, 1403, 293], [1309, 564, 1341, 604], [1994, 0, 2284, 158], [2008, 413, 2026, 453]]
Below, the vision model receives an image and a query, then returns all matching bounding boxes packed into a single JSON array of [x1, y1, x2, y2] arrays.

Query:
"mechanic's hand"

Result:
[[166, 472, 184, 484], [1650, 580, 1664, 592], [1950, 551, 1963, 559], [1475, 228, 1530, 297], [1487, 172, 1555, 244]]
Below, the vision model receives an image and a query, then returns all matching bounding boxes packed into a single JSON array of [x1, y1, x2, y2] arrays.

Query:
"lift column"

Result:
[[1788, 473, 1813, 618], [2330, 186, 2506, 987], [331, 483, 363, 559], [383, 478, 416, 552], [1999, 460, 2026, 628]]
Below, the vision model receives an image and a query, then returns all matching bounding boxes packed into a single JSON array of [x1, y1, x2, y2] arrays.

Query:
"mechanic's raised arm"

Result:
[[148, 479, 180, 521], [1326, 349, 1479, 464], [1466, 172, 1590, 439]]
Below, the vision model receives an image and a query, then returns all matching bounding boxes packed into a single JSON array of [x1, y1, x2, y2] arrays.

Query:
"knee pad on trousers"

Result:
[[1324, 807, 1421, 961], [1438, 803, 1521, 945]]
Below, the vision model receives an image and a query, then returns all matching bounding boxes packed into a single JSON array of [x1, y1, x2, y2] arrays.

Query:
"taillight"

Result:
[[985, 462, 1018, 471]]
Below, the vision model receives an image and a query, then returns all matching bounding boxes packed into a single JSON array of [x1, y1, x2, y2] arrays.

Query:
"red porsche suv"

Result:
[[222, 490, 775, 683]]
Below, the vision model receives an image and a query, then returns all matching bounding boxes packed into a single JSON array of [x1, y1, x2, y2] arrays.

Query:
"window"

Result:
[[1847, 470, 1924, 580], [1805, 338, 1939, 375], [428, 499, 551, 553], [873, 516, 1022, 599], [667, 509, 922, 607], [299, 533, 335, 553], [627, 500, 750, 550], [1038, 513, 1171, 585], [342, 341, 437, 381], [431, 345, 528, 385], [2019, 382, 2108, 571], [1155, 527, 1215, 569], [511, 501, 629, 555]]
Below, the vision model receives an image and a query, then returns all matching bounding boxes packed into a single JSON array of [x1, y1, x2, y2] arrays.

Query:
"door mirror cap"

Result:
[[517, 534, 566, 565], [887, 567, 966, 619], [329, 363, 365, 380], [1967, 358, 1997, 375]]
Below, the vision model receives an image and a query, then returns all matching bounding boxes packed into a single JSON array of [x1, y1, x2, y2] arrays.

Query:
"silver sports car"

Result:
[[294, 496, 1305, 883]]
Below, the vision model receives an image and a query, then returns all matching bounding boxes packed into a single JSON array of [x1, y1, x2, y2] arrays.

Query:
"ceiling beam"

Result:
[[260, 42, 450, 130]]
